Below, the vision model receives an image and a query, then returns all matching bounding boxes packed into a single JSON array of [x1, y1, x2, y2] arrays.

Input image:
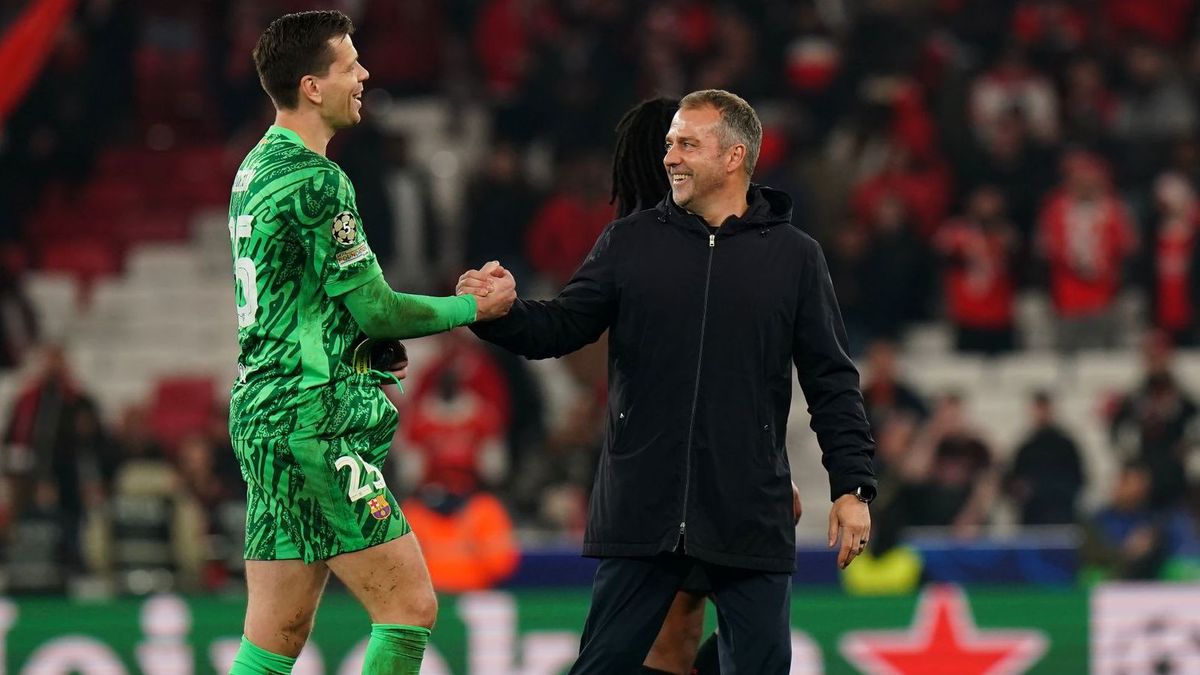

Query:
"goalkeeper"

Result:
[[225, 11, 514, 675]]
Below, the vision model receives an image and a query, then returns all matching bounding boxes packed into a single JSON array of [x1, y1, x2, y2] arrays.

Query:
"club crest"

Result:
[[368, 495, 392, 520]]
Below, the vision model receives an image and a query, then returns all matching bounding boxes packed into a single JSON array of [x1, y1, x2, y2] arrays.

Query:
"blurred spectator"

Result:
[[825, 223, 871, 355], [175, 433, 241, 590], [781, 2, 843, 141], [1113, 42, 1197, 189], [857, 194, 933, 341], [1082, 460, 1170, 581], [211, 1, 273, 136], [407, 331, 512, 486], [896, 394, 997, 539], [868, 415, 924, 566], [1005, 391, 1085, 526], [401, 483, 519, 593], [525, 150, 612, 288], [969, 43, 1059, 146], [960, 109, 1058, 240], [406, 366, 506, 490], [842, 465, 924, 596], [1103, 0, 1196, 49], [862, 340, 929, 431], [176, 433, 237, 516], [934, 186, 1019, 354], [109, 403, 193, 594], [402, 355, 518, 592], [1147, 173, 1200, 345], [2, 346, 89, 525], [0, 265, 39, 369], [114, 404, 167, 465], [1060, 55, 1118, 149], [463, 141, 539, 284], [691, 5, 756, 93], [474, 0, 560, 99], [511, 339, 608, 537], [337, 126, 445, 291], [380, 133, 446, 291], [356, 0, 446, 96], [1110, 331, 1198, 509], [1037, 151, 1137, 351], [1010, 0, 1088, 69], [1162, 486, 1200, 579], [851, 144, 952, 237]]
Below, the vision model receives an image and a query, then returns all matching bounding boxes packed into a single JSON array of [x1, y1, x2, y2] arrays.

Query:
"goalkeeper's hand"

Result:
[[353, 336, 409, 381]]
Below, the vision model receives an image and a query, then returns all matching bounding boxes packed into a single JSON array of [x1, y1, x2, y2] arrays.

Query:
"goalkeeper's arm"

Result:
[[340, 274, 478, 340]]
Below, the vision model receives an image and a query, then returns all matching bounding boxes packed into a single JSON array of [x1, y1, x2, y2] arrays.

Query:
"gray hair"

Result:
[[679, 89, 763, 177]]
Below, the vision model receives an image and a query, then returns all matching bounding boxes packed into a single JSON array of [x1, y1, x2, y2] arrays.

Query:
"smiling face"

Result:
[[310, 34, 368, 129], [663, 104, 741, 212]]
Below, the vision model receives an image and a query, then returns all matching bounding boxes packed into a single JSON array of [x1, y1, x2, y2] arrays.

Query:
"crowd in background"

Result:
[[4, 0, 1200, 594]]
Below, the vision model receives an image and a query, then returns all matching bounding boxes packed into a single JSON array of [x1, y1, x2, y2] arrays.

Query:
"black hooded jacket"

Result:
[[472, 185, 876, 572]]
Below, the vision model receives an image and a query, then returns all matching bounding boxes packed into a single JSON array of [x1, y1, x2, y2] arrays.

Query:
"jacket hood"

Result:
[[657, 184, 793, 233]]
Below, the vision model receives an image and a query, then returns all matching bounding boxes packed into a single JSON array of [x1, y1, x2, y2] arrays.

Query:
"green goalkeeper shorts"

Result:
[[234, 424, 410, 563]]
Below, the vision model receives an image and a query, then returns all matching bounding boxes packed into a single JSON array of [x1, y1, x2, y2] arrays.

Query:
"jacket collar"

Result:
[[656, 184, 793, 234]]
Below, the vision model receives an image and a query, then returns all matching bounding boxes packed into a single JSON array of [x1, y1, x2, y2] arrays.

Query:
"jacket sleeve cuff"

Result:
[[829, 474, 877, 502]]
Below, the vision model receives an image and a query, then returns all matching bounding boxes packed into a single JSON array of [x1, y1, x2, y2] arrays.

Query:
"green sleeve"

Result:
[[341, 273, 478, 339]]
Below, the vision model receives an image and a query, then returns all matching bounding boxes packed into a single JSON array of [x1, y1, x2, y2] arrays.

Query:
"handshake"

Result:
[[457, 260, 518, 322]]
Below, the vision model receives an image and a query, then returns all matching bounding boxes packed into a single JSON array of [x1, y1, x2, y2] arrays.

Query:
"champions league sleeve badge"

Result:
[[332, 211, 358, 246]]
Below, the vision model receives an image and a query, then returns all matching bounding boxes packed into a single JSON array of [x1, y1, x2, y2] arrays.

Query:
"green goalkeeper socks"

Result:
[[363, 624, 431, 674], [229, 636, 297, 674]]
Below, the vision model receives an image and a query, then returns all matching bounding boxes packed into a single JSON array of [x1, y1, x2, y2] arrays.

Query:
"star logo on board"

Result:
[[840, 585, 1047, 675]]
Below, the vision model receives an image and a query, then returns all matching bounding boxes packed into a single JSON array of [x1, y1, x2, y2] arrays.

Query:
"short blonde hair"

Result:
[[679, 89, 762, 177]]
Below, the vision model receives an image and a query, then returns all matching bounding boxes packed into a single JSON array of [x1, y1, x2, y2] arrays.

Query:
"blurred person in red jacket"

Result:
[[1037, 150, 1137, 351], [525, 150, 614, 287], [850, 141, 952, 238], [1148, 173, 1200, 345], [1, 345, 111, 573], [410, 330, 513, 437], [934, 185, 1019, 354], [402, 365, 518, 593]]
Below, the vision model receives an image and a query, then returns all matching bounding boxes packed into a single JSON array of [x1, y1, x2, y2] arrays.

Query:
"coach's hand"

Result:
[[457, 261, 499, 297], [469, 261, 517, 321], [828, 494, 871, 570]]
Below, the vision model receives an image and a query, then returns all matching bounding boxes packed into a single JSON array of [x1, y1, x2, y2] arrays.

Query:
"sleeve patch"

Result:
[[331, 211, 358, 246], [335, 243, 371, 267]]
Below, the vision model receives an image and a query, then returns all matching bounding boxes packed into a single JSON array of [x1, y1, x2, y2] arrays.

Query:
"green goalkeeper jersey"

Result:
[[227, 125, 391, 440]]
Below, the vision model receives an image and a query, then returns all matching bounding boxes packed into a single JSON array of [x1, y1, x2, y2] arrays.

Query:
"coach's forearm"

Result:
[[342, 276, 477, 339]]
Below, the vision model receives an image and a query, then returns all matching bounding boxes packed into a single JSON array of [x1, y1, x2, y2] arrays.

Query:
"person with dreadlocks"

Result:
[[611, 98, 805, 675], [461, 90, 875, 674]]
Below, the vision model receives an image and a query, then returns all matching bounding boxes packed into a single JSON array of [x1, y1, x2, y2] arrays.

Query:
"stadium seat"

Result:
[[25, 272, 80, 340], [1072, 350, 1141, 395], [993, 352, 1064, 393], [903, 354, 987, 397], [149, 376, 215, 452], [39, 239, 123, 289]]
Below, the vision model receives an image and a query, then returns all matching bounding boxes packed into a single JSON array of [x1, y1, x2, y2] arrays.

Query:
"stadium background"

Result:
[[1, 0, 1200, 672]]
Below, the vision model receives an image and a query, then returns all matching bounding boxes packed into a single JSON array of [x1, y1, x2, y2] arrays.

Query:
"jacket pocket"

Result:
[[758, 418, 782, 469], [607, 408, 632, 456]]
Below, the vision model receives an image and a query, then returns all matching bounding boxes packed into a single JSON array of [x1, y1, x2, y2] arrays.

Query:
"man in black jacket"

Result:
[[460, 89, 876, 674]]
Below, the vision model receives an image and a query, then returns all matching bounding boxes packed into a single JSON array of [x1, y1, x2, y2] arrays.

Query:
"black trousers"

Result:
[[568, 554, 792, 675]]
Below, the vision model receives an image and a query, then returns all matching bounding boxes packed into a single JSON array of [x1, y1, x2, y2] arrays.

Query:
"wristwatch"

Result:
[[850, 485, 876, 504]]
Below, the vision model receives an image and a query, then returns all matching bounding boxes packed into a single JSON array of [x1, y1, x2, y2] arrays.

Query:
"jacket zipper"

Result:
[[677, 231, 716, 552]]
